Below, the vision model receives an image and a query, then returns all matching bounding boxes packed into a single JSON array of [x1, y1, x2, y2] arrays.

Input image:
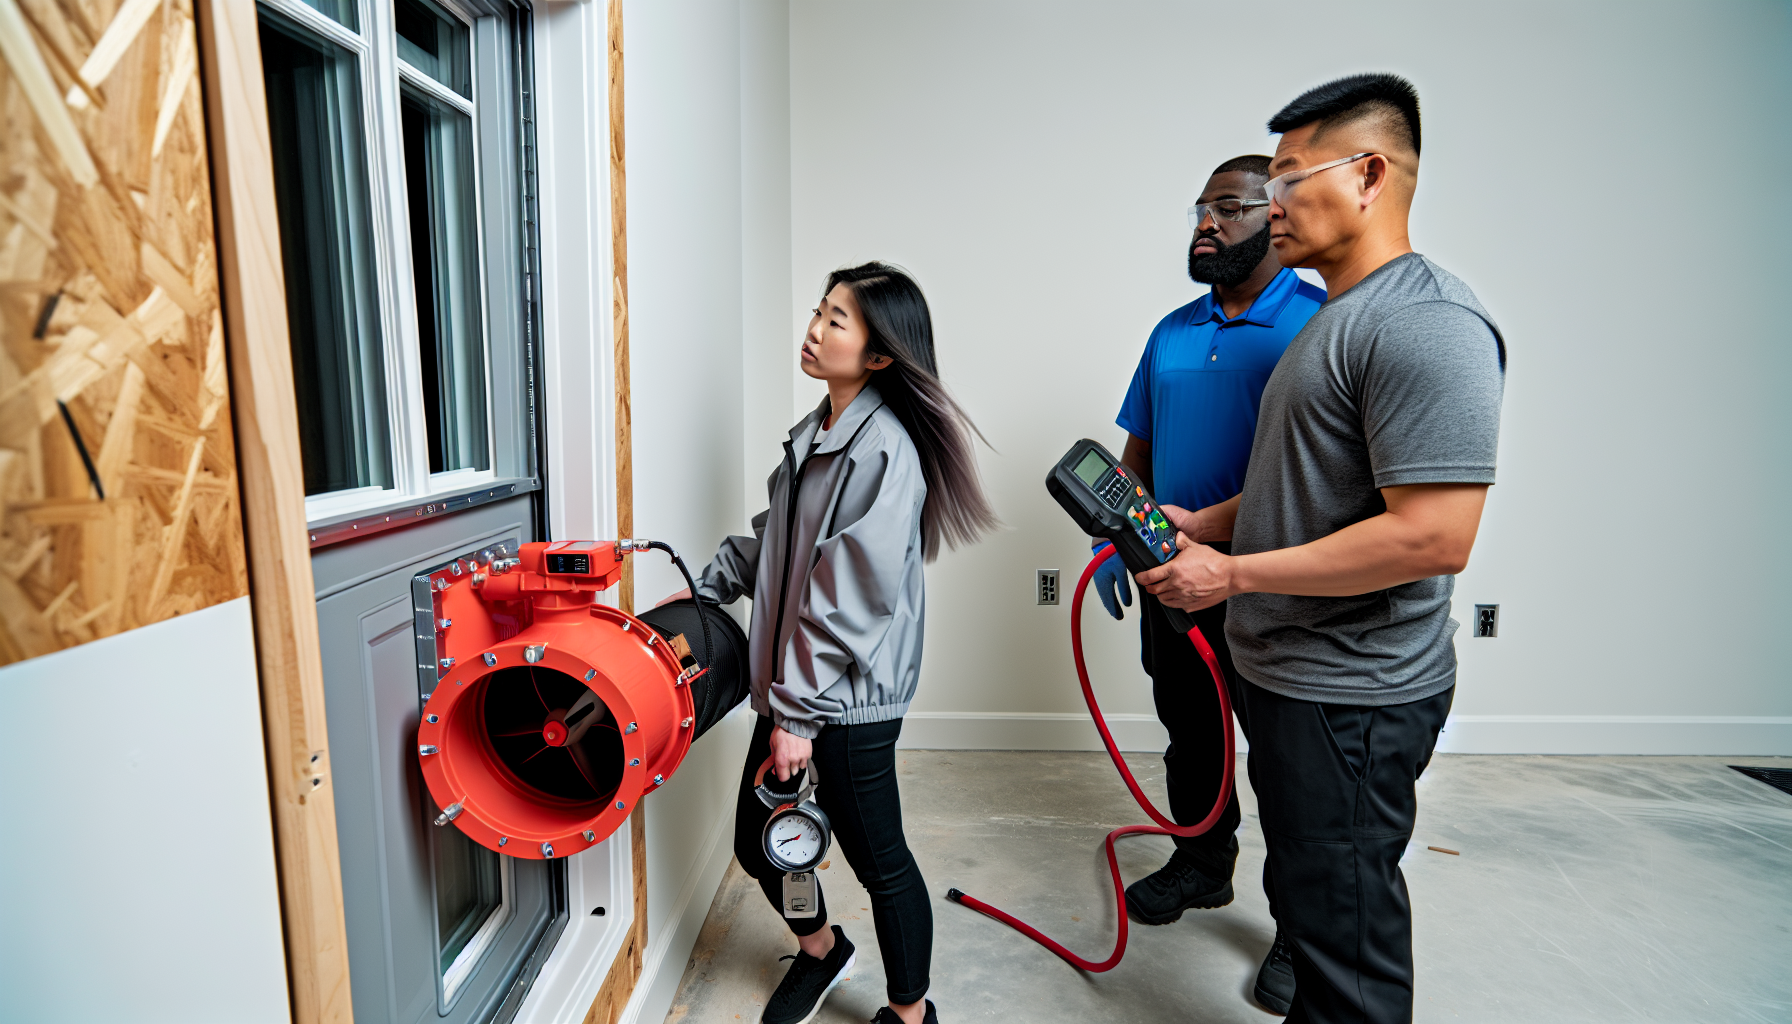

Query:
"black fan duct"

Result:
[[637, 597, 750, 740]]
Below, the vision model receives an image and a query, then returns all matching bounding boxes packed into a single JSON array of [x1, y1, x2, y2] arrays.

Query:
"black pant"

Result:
[[1245, 681, 1454, 1024], [734, 714, 932, 1005], [1139, 584, 1252, 885]]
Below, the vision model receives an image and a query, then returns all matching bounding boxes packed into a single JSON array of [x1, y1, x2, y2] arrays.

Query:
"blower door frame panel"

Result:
[[316, 514, 562, 1023]]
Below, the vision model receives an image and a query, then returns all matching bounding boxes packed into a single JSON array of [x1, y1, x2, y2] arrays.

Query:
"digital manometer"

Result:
[[1046, 438, 1195, 633]]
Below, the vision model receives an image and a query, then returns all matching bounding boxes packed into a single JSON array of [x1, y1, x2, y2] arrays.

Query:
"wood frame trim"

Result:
[[194, 3, 355, 1022], [581, 2, 648, 1021]]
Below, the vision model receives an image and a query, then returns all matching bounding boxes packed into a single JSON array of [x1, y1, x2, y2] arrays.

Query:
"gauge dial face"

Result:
[[767, 811, 825, 869]]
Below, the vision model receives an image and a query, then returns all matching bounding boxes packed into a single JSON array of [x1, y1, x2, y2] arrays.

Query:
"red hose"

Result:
[[946, 545, 1235, 972]]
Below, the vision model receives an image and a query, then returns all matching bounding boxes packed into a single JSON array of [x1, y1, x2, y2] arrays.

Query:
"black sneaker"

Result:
[[763, 926, 856, 1024], [1253, 929, 1295, 1016], [1123, 852, 1233, 925], [869, 1000, 938, 1023]]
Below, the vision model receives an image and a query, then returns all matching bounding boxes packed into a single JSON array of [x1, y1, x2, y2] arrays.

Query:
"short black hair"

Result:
[[1211, 154, 1272, 178], [1267, 73, 1421, 156]]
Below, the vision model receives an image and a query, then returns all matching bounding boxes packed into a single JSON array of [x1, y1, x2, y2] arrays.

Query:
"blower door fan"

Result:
[[481, 665, 625, 804], [417, 540, 713, 859]]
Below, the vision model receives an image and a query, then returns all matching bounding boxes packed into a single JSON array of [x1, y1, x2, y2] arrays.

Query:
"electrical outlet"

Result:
[[1037, 569, 1060, 606], [1473, 604, 1498, 638]]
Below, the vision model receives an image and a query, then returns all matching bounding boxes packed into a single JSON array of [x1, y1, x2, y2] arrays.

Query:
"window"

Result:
[[258, 0, 537, 520], [260, 13, 392, 496], [433, 804, 511, 1002]]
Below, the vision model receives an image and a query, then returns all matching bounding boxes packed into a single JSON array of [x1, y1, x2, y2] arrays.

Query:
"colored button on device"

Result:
[[1135, 486, 1145, 497]]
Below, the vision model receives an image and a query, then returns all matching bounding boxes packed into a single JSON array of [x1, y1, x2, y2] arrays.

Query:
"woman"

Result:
[[662, 262, 996, 1024]]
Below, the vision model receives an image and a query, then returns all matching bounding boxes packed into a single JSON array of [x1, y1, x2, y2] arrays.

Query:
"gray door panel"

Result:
[[318, 496, 562, 1023]]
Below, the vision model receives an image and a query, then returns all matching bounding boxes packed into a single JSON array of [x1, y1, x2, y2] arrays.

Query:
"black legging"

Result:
[[734, 714, 932, 1005]]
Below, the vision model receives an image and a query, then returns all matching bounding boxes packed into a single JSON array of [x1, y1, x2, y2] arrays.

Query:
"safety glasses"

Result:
[[1262, 152, 1374, 206], [1186, 198, 1271, 232]]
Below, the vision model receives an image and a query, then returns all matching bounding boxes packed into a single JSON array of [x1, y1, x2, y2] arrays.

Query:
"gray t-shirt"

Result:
[[1226, 253, 1506, 706]]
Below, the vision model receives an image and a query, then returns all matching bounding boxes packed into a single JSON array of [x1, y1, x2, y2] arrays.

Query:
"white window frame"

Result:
[[261, 0, 501, 525], [439, 851, 514, 1005]]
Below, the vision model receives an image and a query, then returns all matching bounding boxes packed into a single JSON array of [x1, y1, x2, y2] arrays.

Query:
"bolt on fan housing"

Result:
[[416, 541, 697, 860]]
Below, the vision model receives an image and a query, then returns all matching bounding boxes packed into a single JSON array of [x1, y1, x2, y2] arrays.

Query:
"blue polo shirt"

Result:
[[1117, 268, 1326, 511]]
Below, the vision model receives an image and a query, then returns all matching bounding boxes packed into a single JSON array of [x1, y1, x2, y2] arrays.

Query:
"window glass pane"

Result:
[[395, 0, 470, 97], [259, 11, 393, 495], [434, 819, 501, 972], [293, 0, 356, 31], [402, 88, 490, 473]]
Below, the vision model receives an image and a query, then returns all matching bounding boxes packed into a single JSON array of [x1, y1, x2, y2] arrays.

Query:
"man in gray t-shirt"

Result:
[[1227, 252, 1504, 704], [1137, 74, 1504, 1024]]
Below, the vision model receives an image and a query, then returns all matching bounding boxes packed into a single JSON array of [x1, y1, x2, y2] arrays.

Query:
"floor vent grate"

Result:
[[1729, 765, 1792, 797]]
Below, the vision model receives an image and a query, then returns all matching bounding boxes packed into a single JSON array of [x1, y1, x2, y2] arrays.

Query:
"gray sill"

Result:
[[307, 477, 540, 550]]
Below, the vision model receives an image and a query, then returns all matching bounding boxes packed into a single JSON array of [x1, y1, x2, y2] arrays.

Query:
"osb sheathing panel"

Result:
[[0, 0, 246, 666]]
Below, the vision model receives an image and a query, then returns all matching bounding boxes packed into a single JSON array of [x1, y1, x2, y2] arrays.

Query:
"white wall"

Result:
[[621, 1, 792, 1020], [0, 599, 291, 1022], [788, 0, 1792, 754]]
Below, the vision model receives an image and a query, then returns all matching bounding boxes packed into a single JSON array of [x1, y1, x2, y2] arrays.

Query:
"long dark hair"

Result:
[[826, 262, 999, 560]]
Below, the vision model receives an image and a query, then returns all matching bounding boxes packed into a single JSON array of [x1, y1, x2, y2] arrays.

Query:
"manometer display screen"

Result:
[[546, 553, 590, 575], [1073, 450, 1111, 488]]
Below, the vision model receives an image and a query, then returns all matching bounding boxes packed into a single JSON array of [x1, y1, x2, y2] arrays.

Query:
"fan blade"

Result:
[[528, 666, 551, 712], [565, 744, 601, 797]]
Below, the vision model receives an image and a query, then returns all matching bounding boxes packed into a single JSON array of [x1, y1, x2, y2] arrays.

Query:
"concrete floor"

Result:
[[664, 753, 1792, 1023]]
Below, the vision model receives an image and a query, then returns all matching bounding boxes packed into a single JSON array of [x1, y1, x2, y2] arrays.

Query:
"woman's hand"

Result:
[[769, 726, 812, 782], [654, 587, 692, 608]]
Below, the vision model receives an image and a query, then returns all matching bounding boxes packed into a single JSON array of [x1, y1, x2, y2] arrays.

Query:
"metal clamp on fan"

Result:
[[415, 540, 748, 860]]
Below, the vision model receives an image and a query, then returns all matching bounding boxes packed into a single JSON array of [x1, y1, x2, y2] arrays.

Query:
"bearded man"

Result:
[[1097, 153, 1325, 1016]]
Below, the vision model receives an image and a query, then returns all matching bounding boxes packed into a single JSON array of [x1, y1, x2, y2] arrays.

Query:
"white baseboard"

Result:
[[619, 795, 739, 1024], [1436, 715, 1792, 755], [899, 711, 1792, 756]]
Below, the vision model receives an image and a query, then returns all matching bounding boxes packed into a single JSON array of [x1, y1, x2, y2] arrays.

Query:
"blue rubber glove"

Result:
[[1090, 541, 1131, 620]]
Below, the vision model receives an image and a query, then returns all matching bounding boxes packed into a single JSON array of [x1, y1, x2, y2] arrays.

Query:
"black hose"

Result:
[[645, 541, 718, 727]]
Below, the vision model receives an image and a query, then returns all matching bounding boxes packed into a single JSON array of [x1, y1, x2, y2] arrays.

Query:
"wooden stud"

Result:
[[610, 0, 632, 619], [581, 4, 649, 1022], [194, 0, 353, 1021]]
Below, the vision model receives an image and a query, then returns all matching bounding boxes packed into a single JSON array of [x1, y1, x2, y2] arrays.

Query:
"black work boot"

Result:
[[1123, 850, 1233, 925], [870, 1000, 938, 1023], [1253, 929, 1295, 1016], [763, 925, 856, 1024]]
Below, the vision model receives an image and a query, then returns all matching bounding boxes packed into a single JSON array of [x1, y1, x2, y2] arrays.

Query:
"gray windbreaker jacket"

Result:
[[695, 385, 926, 739]]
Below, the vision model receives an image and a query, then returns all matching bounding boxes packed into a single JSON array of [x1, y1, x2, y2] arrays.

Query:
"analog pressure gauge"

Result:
[[754, 757, 832, 874], [765, 802, 831, 873]]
